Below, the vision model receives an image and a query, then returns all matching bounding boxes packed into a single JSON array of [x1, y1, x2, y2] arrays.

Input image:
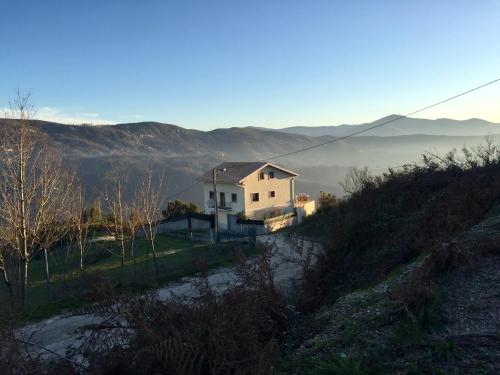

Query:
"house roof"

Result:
[[199, 161, 299, 184]]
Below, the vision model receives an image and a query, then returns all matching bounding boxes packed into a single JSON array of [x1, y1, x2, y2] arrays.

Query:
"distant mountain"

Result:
[[1, 117, 499, 204], [269, 115, 500, 137], [0, 119, 325, 203]]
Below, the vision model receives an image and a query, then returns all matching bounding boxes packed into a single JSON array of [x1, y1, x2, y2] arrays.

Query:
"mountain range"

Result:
[[1, 116, 498, 205], [266, 115, 500, 137]]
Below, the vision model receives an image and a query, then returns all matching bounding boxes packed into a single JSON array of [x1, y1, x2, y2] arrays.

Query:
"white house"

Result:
[[200, 162, 299, 230]]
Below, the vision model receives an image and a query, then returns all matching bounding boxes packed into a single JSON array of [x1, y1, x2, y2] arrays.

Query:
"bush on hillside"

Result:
[[317, 191, 338, 212], [1, 245, 285, 374], [299, 141, 500, 310], [82, 243, 284, 374], [162, 200, 200, 219]]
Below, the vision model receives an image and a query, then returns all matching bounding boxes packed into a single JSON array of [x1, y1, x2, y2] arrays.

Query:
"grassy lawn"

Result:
[[0, 233, 254, 321]]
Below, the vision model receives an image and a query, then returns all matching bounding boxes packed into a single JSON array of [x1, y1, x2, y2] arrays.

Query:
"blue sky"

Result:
[[1, 0, 499, 129]]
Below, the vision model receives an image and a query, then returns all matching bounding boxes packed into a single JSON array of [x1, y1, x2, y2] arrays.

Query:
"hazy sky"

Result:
[[1, 0, 499, 129]]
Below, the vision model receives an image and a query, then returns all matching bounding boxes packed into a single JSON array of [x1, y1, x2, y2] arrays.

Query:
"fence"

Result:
[[154, 227, 258, 247], [230, 212, 297, 234]]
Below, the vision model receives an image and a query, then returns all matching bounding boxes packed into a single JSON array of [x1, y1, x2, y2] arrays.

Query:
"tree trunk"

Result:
[[19, 134, 30, 306], [63, 241, 71, 288], [145, 245, 149, 278], [120, 237, 125, 286], [80, 242, 84, 273], [17, 256, 21, 302], [130, 234, 137, 285], [44, 248, 52, 302], [150, 236, 159, 278], [21, 258, 29, 306]]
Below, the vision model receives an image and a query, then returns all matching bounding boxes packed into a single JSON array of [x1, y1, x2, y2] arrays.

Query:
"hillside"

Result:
[[4, 137, 500, 374], [1, 117, 499, 204], [279, 144, 500, 374], [283, 211, 500, 373], [2, 121, 500, 373], [271, 115, 500, 137]]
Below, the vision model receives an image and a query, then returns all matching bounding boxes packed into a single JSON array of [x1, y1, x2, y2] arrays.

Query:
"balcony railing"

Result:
[[206, 199, 232, 210]]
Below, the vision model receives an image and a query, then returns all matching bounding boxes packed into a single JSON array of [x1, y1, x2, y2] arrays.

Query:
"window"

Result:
[[209, 191, 214, 199], [269, 191, 276, 198], [251, 193, 260, 202], [259, 172, 265, 180], [269, 171, 274, 179], [220, 192, 226, 207], [231, 193, 237, 202]]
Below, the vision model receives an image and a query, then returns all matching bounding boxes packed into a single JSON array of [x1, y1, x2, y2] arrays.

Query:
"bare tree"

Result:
[[104, 176, 129, 286], [127, 206, 141, 285], [74, 185, 90, 273], [339, 166, 374, 195], [136, 170, 166, 279], [36, 152, 75, 302], [0, 92, 75, 305]]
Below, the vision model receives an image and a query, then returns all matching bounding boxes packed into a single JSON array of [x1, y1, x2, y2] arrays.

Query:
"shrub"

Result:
[[162, 200, 200, 219], [431, 340, 463, 362], [299, 142, 500, 310], [307, 354, 368, 375], [83, 244, 286, 374], [318, 191, 338, 212]]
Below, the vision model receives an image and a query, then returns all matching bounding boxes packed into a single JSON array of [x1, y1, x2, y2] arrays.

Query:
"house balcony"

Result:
[[206, 199, 233, 211]]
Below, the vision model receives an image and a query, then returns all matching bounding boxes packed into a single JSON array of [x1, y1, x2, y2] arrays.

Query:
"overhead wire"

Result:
[[165, 76, 500, 198]]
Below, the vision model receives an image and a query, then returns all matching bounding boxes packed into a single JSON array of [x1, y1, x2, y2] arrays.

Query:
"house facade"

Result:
[[201, 162, 298, 231]]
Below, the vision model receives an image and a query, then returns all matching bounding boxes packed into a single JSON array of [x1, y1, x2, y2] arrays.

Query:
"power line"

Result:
[[166, 76, 500, 198], [259, 77, 500, 162]]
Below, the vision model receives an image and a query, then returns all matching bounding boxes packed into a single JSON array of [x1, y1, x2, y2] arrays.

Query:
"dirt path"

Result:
[[15, 234, 320, 362]]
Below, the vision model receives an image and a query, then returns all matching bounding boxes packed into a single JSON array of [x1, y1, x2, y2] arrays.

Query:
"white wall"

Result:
[[203, 182, 245, 215], [240, 166, 295, 219], [202, 165, 296, 222], [296, 200, 316, 223]]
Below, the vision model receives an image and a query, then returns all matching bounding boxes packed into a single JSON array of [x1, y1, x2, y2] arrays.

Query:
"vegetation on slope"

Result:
[[298, 140, 500, 310], [282, 141, 500, 374], [3, 141, 500, 374]]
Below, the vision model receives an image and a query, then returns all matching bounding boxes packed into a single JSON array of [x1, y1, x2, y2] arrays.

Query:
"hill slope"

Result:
[[271, 115, 500, 137], [280, 147, 500, 374], [1, 118, 499, 204]]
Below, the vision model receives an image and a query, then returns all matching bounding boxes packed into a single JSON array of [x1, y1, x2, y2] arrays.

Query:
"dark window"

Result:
[[269, 191, 276, 198], [209, 191, 214, 199], [269, 171, 275, 179], [220, 192, 226, 207], [259, 172, 265, 180], [251, 193, 260, 202], [231, 193, 237, 202]]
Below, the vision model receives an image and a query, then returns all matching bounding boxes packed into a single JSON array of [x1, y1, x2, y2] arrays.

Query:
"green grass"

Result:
[[0, 233, 254, 321]]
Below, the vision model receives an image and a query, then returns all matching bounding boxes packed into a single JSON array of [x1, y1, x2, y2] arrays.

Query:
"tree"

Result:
[[104, 176, 129, 286], [339, 167, 374, 195], [136, 170, 166, 279], [162, 200, 199, 219], [318, 191, 338, 212], [127, 207, 141, 285], [74, 186, 90, 273], [0, 92, 75, 305], [88, 197, 103, 224], [35, 151, 75, 302]]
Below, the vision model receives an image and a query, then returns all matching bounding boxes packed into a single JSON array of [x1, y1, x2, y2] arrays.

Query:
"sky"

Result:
[[1, 0, 499, 129]]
